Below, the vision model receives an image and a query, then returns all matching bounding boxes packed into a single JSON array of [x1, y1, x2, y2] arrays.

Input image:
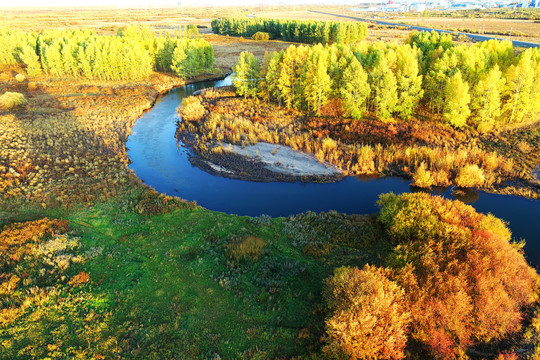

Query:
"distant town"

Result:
[[351, 0, 540, 12]]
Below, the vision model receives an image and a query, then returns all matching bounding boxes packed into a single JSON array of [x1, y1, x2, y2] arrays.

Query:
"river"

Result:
[[127, 77, 540, 267]]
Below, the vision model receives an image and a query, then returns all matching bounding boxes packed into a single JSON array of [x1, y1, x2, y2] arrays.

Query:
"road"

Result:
[[309, 10, 539, 48]]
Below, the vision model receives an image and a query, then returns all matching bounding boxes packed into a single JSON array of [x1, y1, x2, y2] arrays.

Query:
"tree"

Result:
[[303, 45, 332, 114], [19, 45, 42, 77], [470, 65, 505, 129], [257, 51, 273, 101], [339, 57, 370, 119], [278, 45, 309, 109], [170, 45, 187, 78], [395, 45, 423, 119], [502, 49, 535, 123], [186, 24, 199, 38], [232, 51, 260, 98], [261, 50, 283, 104], [372, 56, 398, 119], [378, 192, 539, 358], [323, 265, 410, 360], [443, 71, 470, 128]]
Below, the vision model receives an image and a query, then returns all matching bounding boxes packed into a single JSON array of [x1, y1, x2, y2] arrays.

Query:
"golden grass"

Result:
[[178, 88, 537, 195], [0, 92, 27, 110]]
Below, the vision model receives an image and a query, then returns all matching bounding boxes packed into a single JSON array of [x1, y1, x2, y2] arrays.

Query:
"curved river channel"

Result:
[[127, 77, 540, 267]]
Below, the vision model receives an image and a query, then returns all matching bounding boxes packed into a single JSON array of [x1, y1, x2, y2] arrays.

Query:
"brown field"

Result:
[[0, 6, 412, 43], [391, 16, 540, 40]]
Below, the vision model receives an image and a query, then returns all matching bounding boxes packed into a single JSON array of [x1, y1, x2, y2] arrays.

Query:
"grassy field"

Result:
[[1, 189, 388, 359]]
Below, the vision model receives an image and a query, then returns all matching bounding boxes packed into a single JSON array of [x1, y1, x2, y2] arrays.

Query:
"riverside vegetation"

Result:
[[179, 31, 539, 197], [1, 21, 540, 359]]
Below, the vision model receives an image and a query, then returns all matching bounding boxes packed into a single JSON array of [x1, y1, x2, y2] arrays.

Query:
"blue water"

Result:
[[127, 77, 540, 267]]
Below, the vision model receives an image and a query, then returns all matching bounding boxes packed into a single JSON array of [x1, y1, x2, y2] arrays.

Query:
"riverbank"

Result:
[[180, 135, 344, 183], [0, 66, 230, 211], [178, 86, 540, 200]]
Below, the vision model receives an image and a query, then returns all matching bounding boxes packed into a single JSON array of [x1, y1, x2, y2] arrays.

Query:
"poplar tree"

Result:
[[502, 50, 535, 123], [339, 57, 370, 120], [443, 71, 471, 128], [304, 45, 332, 114], [395, 45, 423, 119], [19, 45, 42, 77], [232, 51, 260, 98], [470, 65, 505, 128]]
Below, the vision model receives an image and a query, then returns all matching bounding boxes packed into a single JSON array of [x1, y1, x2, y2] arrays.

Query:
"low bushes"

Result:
[[455, 164, 485, 188], [0, 92, 27, 110], [178, 96, 206, 121], [251, 31, 270, 41]]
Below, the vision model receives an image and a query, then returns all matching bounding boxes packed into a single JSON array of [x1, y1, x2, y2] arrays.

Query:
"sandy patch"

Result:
[[221, 142, 342, 177]]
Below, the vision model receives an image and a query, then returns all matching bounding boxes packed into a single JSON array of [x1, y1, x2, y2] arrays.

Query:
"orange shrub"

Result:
[[178, 96, 206, 121], [323, 265, 410, 360], [455, 164, 485, 188], [378, 193, 539, 358]]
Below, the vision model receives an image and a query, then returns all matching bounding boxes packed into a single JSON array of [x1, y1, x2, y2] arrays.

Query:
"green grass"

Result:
[[0, 193, 390, 359]]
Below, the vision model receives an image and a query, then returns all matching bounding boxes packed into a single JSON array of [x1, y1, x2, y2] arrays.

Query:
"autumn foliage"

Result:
[[324, 193, 539, 359], [323, 265, 410, 360]]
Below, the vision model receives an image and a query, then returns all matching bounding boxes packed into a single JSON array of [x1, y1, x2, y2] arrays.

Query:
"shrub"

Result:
[[226, 236, 265, 263], [251, 31, 270, 41], [323, 265, 410, 360], [412, 162, 434, 188], [178, 96, 206, 121], [378, 193, 539, 357], [455, 164, 485, 188], [15, 74, 26, 82], [0, 92, 27, 110]]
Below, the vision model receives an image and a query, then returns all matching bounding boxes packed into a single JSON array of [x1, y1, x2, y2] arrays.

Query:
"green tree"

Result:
[[170, 45, 187, 77], [262, 50, 283, 105], [470, 65, 505, 129], [303, 45, 332, 114], [19, 45, 42, 77], [395, 45, 423, 119], [502, 49, 536, 123], [186, 24, 199, 38], [371, 57, 398, 119], [232, 51, 260, 98], [339, 57, 370, 119], [443, 71, 471, 128]]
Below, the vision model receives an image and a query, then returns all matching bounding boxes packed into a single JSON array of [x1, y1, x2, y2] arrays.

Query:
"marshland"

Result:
[[1, 5, 540, 360]]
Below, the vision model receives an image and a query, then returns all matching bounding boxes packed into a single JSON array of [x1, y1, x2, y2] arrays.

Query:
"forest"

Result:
[[0, 26, 214, 80], [232, 31, 539, 130], [211, 18, 368, 45]]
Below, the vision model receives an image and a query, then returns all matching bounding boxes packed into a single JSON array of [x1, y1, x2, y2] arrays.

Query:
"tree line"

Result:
[[0, 26, 214, 81], [211, 18, 367, 45], [232, 31, 540, 129]]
